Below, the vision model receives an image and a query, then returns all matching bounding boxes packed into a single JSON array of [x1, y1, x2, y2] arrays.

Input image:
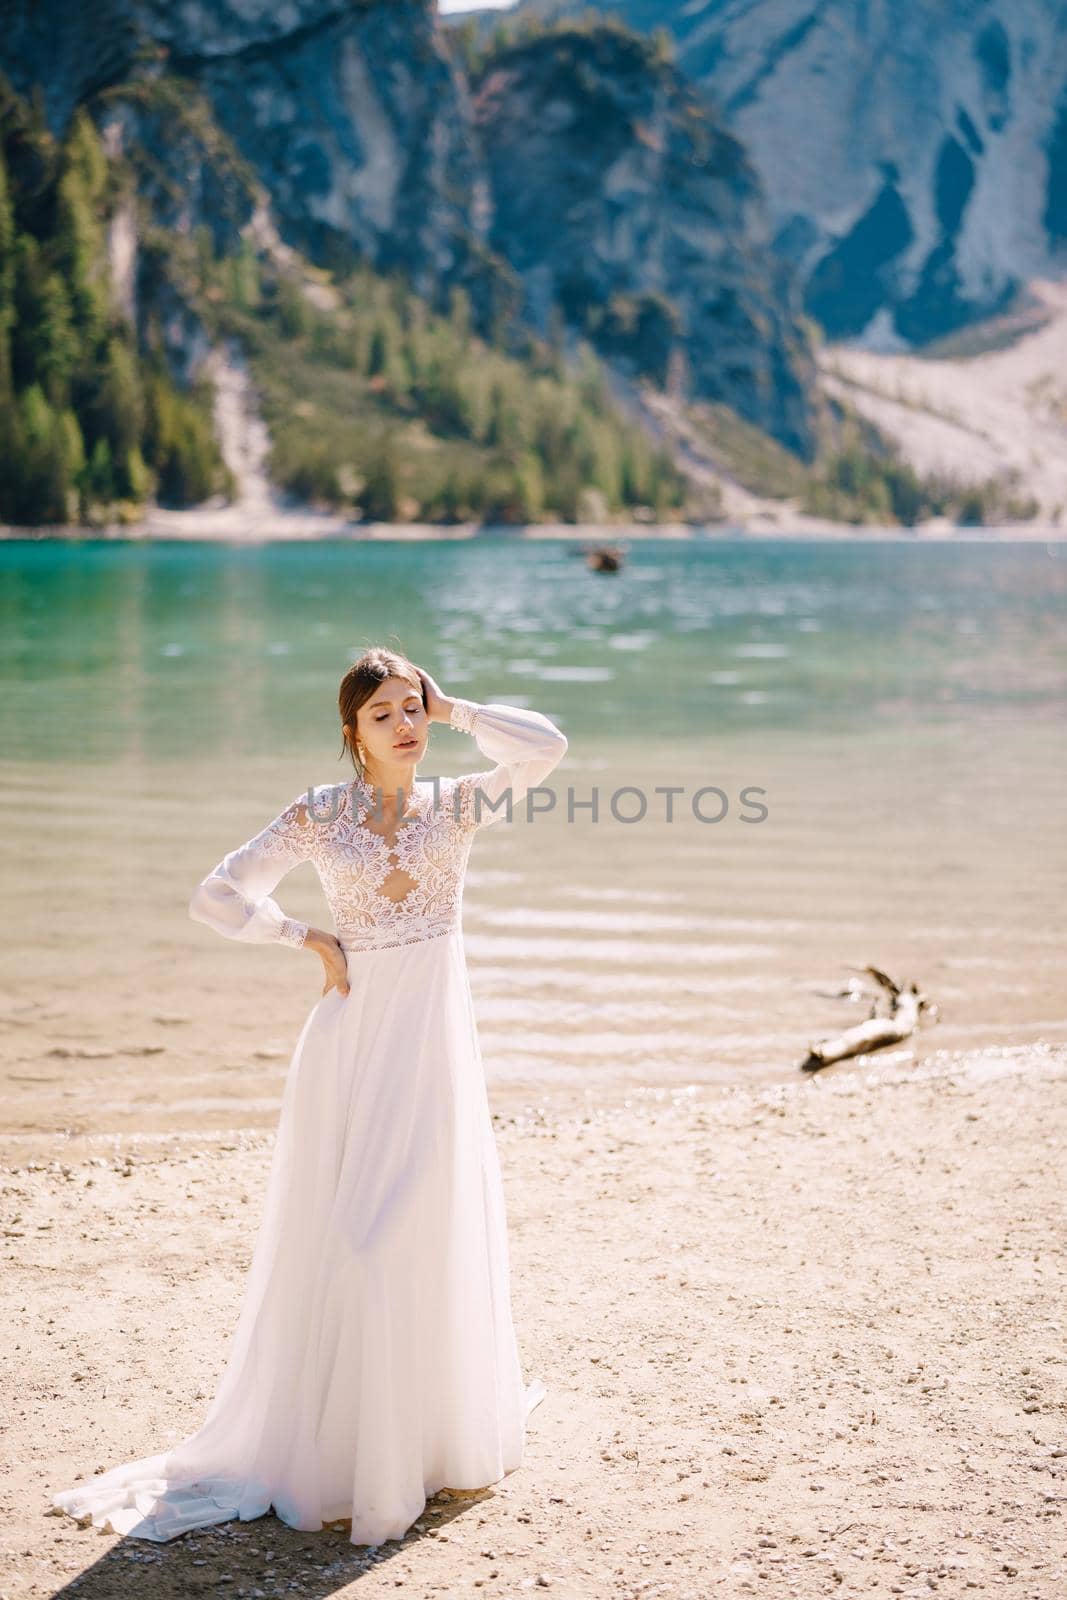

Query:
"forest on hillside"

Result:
[[0, 78, 688, 528]]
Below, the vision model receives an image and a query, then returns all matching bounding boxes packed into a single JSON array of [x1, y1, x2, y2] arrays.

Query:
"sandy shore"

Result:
[[4, 1040, 1064, 1599], [2, 515, 1065, 543]]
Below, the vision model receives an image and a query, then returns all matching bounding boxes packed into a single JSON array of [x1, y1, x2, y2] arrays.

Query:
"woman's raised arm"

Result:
[[447, 698, 568, 832], [188, 792, 313, 947]]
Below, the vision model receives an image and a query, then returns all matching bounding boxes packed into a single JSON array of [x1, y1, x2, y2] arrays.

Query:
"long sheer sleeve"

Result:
[[449, 698, 568, 832], [188, 792, 313, 948]]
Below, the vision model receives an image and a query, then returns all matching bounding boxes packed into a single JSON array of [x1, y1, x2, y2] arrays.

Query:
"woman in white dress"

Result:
[[51, 647, 568, 1548]]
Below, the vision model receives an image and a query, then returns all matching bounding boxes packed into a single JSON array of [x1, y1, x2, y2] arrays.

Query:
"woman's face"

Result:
[[353, 676, 428, 773]]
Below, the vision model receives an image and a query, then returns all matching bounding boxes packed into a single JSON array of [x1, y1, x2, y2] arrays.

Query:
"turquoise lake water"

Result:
[[3, 537, 1066, 760], [2, 536, 1065, 1135]]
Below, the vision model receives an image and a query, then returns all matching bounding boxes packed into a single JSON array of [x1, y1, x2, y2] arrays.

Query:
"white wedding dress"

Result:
[[51, 696, 568, 1547]]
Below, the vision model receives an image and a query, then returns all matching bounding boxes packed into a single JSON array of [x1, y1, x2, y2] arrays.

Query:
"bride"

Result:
[[51, 646, 569, 1548]]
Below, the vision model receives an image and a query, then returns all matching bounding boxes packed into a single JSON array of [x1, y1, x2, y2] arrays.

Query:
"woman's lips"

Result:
[[395, 738, 417, 748]]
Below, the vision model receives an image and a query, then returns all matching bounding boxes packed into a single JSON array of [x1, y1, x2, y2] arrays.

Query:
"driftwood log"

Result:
[[799, 964, 938, 1072]]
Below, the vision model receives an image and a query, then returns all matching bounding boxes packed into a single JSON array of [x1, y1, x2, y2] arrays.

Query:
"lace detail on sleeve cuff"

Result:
[[278, 917, 310, 949], [448, 698, 481, 735]]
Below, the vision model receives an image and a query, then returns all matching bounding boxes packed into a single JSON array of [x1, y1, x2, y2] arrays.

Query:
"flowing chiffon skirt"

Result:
[[51, 926, 546, 1546]]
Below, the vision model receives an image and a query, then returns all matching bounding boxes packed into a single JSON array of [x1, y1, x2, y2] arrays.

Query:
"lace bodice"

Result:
[[188, 697, 568, 955]]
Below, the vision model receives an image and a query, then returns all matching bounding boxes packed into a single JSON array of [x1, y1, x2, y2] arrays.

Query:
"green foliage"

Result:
[[0, 142, 17, 399], [688, 399, 1041, 528], [450, 18, 483, 81], [280, 441, 342, 506], [276, 276, 313, 340], [85, 435, 114, 505], [206, 253, 685, 524], [361, 438, 402, 522], [0, 382, 91, 523], [587, 291, 681, 387], [226, 238, 261, 313], [89, 335, 146, 478], [467, 8, 672, 81], [144, 366, 227, 507], [0, 78, 229, 523], [803, 416, 1040, 527], [0, 64, 688, 528], [22, 263, 79, 406], [53, 107, 110, 345]]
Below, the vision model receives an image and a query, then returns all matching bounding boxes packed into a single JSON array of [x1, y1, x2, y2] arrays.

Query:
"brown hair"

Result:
[[338, 647, 424, 776]]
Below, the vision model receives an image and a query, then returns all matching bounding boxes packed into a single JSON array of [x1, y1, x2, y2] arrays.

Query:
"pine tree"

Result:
[[91, 335, 145, 483], [31, 272, 78, 407], [362, 439, 401, 521], [0, 145, 15, 403], [54, 109, 109, 347], [18, 385, 72, 523], [448, 284, 471, 347], [86, 435, 115, 506], [229, 238, 261, 312], [58, 407, 87, 519], [0, 398, 18, 519], [514, 450, 545, 521], [277, 276, 312, 339]]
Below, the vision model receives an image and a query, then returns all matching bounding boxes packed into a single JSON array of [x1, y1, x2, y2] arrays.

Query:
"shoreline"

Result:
[[2, 514, 1066, 544]]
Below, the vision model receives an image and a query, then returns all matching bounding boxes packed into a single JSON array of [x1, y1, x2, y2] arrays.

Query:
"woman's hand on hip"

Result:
[[305, 928, 350, 996]]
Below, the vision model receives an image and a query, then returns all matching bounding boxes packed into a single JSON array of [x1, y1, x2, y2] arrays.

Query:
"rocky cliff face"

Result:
[[495, 0, 1067, 347], [471, 27, 817, 457], [0, 0, 483, 303], [164, 1, 487, 301], [0, 0, 821, 456]]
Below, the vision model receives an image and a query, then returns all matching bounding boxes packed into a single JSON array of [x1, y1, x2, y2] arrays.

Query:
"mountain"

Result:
[[0, 0, 497, 311], [0, 0, 821, 465], [469, 25, 816, 458], [0, 67, 693, 528], [476, 0, 1067, 347]]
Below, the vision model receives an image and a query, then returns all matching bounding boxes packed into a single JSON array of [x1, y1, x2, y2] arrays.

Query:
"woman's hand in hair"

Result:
[[415, 666, 452, 725]]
